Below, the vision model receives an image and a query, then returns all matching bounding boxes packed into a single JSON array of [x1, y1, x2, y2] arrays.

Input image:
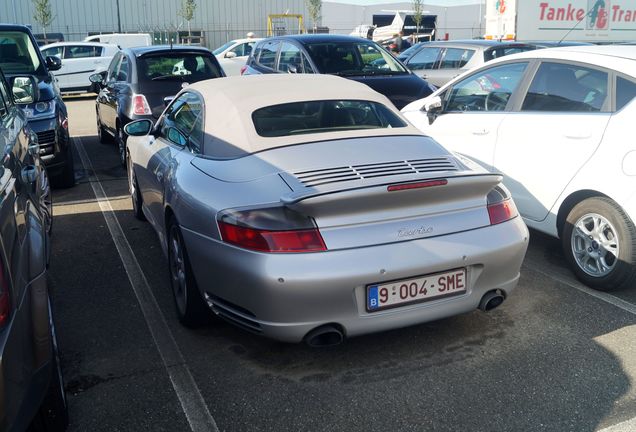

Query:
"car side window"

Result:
[[161, 92, 204, 152], [521, 62, 608, 112], [108, 53, 122, 81], [616, 76, 636, 111], [116, 56, 129, 82], [231, 42, 253, 57], [444, 62, 528, 112], [439, 48, 474, 69], [42, 46, 63, 58], [258, 41, 280, 69], [407, 47, 442, 70], [65, 45, 98, 59], [277, 42, 302, 73]]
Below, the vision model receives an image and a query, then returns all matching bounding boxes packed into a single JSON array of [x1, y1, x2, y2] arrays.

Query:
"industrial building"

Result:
[[1, 0, 312, 49]]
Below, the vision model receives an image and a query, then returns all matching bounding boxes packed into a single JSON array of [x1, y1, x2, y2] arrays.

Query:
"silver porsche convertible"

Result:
[[124, 74, 529, 346]]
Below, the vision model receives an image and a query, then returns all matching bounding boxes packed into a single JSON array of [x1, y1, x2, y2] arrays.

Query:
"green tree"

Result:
[[178, 0, 197, 41], [413, 0, 424, 42], [306, 0, 322, 32], [32, 0, 54, 42]]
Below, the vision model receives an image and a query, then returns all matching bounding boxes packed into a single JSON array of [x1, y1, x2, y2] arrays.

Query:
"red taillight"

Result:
[[132, 94, 152, 115], [488, 199, 517, 225], [387, 179, 448, 192], [240, 65, 248, 75], [219, 222, 326, 253]]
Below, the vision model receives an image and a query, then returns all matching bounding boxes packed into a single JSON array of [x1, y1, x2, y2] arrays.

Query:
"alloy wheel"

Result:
[[169, 226, 188, 315], [40, 168, 53, 234], [571, 212, 619, 277]]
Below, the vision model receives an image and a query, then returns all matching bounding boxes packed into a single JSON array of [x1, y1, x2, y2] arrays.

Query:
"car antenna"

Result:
[[558, 2, 600, 44]]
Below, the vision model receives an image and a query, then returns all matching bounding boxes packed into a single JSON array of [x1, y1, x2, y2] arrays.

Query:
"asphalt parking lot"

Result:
[[50, 96, 636, 432]]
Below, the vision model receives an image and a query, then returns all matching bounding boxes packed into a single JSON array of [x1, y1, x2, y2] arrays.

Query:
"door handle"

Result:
[[472, 129, 490, 136]]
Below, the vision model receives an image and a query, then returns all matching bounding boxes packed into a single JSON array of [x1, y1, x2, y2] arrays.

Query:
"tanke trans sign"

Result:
[[487, 0, 636, 41]]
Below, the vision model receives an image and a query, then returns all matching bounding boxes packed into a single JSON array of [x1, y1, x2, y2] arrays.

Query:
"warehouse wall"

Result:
[[1, 0, 311, 49]]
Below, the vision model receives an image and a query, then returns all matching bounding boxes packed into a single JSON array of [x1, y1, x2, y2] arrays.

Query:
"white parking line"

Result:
[[74, 137, 219, 432], [597, 417, 636, 432], [524, 260, 636, 317]]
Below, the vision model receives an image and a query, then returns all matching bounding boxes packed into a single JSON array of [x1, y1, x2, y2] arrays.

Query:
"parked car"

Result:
[[0, 24, 75, 187], [90, 45, 224, 166], [41, 42, 119, 93], [213, 37, 263, 76], [0, 67, 65, 431], [396, 40, 537, 88], [402, 45, 636, 291], [242, 34, 435, 109], [124, 74, 528, 346]]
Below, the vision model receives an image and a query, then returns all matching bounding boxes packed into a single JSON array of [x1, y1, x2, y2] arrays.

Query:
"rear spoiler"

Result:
[[280, 172, 504, 207]]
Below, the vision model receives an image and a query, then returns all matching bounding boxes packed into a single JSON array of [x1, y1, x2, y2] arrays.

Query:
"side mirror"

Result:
[[9, 75, 40, 104], [45, 55, 62, 71], [224, 51, 237, 59], [167, 127, 188, 146], [287, 64, 298, 74], [124, 119, 154, 136], [424, 95, 442, 124]]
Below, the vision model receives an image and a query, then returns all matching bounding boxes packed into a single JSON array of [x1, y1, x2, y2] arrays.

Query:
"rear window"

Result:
[[252, 100, 407, 137], [138, 53, 222, 82], [483, 45, 535, 62]]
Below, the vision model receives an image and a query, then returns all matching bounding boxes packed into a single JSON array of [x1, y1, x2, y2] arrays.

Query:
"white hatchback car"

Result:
[[41, 42, 119, 92], [402, 45, 636, 292], [212, 37, 263, 76]]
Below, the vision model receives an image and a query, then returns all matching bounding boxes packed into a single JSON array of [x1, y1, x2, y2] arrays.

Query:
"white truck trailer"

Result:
[[485, 0, 636, 42]]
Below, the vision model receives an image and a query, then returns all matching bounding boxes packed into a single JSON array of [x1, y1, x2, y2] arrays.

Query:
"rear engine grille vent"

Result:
[[294, 158, 458, 187], [35, 130, 56, 156]]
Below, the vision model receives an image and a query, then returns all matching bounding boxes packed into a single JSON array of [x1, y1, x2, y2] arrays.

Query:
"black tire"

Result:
[[562, 197, 636, 291], [127, 152, 145, 221], [168, 219, 209, 327], [29, 306, 68, 432], [96, 114, 112, 145], [53, 145, 75, 189], [116, 124, 127, 167]]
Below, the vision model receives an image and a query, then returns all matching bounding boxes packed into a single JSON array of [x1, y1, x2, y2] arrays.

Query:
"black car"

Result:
[[91, 45, 225, 165], [0, 24, 74, 187], [242, 34, 435, 109], [0, 67, 65, 431]]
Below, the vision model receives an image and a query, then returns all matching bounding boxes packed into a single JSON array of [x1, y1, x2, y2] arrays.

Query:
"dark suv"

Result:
[[243, 34, 435, 109], [0, 24, 74, 187], [91, 45, 224, 165], [0, 67, 66, 431]]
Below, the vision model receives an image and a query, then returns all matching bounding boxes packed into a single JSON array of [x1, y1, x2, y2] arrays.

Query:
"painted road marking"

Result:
[[74, 137, 218, 432]]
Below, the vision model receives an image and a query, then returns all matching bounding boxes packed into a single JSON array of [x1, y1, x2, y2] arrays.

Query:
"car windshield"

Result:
[[398, 42, 426, 60], [252, 100, 407, 137], [212, 41, 235, 55], [0, 31, 43, 75], [483, 45, 535, 62], [138, 53, 223, 82], [304, 41, 408, 76]]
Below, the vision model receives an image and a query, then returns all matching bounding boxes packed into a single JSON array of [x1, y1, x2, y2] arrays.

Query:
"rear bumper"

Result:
[[182, 216, 529, 343]]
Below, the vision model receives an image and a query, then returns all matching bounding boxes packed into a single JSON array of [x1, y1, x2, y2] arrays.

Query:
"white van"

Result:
[[84, 33, 152, 48]]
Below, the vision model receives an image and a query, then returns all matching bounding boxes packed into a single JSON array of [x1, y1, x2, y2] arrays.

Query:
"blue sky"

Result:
[[323, 0, 482, 5]]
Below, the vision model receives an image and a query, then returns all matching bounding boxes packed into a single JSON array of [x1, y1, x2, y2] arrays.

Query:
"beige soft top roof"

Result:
[[185, 74, 423, 158]]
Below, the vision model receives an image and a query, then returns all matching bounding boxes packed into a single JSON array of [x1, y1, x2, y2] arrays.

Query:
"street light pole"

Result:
[[116, 0, 122, 32]]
